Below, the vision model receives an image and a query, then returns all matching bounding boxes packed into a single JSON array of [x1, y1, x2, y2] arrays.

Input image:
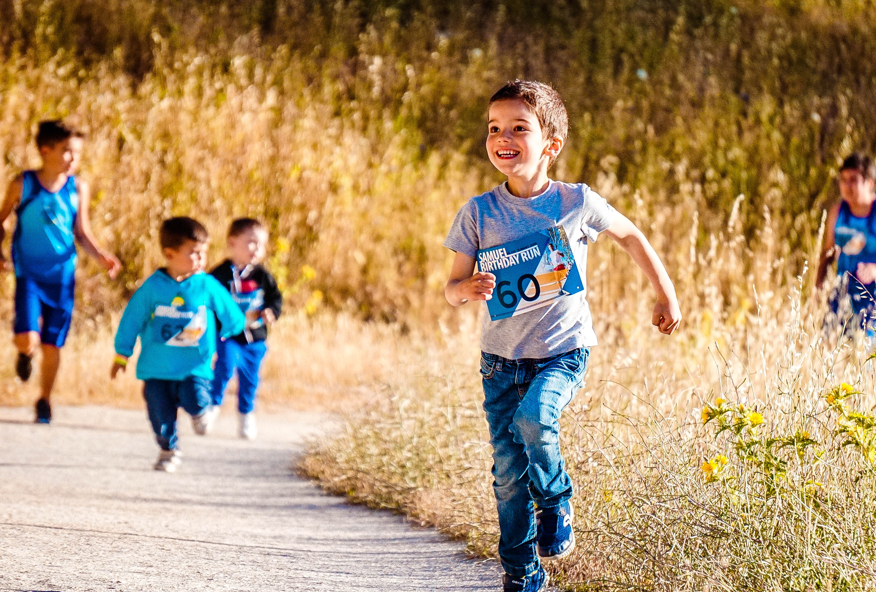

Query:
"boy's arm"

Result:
[[602, 214, 682, 335], [444, 252, 496, 307], [210, 279, 247, 338], [73, 178, 122, 279], [815, 203, 841, 290], [262, 270, 283, 324], [111, 287, 150, 378], [0, 175, 23, 271]]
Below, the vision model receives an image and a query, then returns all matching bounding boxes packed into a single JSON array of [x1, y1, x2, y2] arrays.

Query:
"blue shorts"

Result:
[[14, 276, 75, 347]]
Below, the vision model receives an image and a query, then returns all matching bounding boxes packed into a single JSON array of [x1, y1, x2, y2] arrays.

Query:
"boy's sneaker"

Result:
[[503, 566, 549, 592], [191, 406, 218, 435], [16, 353, 33, 382], [536, 501, 575, 560], [239, 412, 257, 440], [154, 449, 183, 472], [34, 398, 52, 424]]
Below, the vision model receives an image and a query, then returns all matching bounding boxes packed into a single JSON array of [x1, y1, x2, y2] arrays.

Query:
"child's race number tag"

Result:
[[478, 226, 583, 321]]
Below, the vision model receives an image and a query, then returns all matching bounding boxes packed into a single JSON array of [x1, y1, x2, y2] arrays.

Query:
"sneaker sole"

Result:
[[538, 530, 575, 561]]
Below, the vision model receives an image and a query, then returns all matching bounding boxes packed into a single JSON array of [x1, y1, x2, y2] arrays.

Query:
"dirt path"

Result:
[[0, 405, 503, 591]]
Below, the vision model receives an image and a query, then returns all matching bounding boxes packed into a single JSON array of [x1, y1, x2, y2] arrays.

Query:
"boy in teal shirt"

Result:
[[111, 217, 245, 472], [0, 120, 121, 424]]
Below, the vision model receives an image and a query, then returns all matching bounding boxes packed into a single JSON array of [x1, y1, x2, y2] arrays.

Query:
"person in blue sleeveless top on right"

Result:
[[817, 152, 876, 343], [0, 120, 121, 424]]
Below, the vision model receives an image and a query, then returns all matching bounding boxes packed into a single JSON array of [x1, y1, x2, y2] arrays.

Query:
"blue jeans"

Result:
[[143, 376, 212, 451], [480, 347, 590, 577], [211, 338, 267, 414]]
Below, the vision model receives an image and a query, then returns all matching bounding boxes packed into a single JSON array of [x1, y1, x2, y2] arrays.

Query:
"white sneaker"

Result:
[[192, 406, 219, 435], [154, 449, 182, 472], [239, 412, 257, 440]]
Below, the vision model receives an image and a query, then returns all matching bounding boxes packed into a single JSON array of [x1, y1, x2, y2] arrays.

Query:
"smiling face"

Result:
[[486, 99, 563, 196], [164, 239, 207, 280], [228, 226, 267, 268], [39, 136, 83, 177]]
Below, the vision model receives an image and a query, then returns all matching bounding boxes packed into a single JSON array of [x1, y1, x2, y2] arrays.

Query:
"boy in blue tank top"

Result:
[[111, 217, 246, 472], [816, 153, 876, 342], [444, 81, 682, 592], [0, 120, 121, 424]]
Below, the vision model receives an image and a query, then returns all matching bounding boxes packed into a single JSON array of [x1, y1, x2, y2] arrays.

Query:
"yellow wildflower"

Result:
[[841, 383, 855, 394], [701, 407, 711, 424], [301, 264, 316, 280], [826, 394, 836, 405], [603, 490, 613, 503], [702, 455, 729, 483], [747, 411, 764, 427], [275, 237, 291, 254], [715, 398, 725, 406], [304, 289, 324, 315]]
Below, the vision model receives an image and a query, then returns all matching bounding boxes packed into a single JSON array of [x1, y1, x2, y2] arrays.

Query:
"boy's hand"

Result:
[[261, 309, 276, 326], [454, 272, 497, 303], [652, 298, 682, 335], [0, 254, 10, 272], [110, 355, 128, 379], [100, 252, 122, 279]]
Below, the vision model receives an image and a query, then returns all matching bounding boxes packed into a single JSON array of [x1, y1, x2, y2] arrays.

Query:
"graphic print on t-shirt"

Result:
[[233, 277, 265, 329], [477, 226, 583, 321], [153, 296, 207, 347]]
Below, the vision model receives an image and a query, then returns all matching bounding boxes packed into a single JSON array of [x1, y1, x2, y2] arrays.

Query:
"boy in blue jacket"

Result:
[[111, 217, 246, 472]]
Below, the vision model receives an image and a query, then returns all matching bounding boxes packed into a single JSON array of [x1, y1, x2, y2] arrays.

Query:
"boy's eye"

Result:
[[489, 126, 499, 133], [514, 126, 527, 132]]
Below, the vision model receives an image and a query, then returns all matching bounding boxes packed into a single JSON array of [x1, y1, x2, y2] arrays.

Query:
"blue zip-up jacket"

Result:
[[114, 269, 246, 381]]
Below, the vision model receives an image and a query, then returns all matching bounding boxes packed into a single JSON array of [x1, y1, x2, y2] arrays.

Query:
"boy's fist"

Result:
[[652, 298, 682, 335], [458, 272, 497, 302], [261, 309, 276, 326], [100, 252, 122, 279], [110, 356, 128, 379]]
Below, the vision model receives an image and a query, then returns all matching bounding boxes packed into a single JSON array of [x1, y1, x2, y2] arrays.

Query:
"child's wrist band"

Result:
[[114, 355, 128, 367]]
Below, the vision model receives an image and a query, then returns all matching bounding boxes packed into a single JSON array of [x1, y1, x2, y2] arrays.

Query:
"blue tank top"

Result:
[[12, 171, 79, 284], [834, 200, 876, 315]]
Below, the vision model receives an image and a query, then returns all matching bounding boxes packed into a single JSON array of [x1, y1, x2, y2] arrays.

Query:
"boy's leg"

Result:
[[34, 280, 75, 403], [143, 379, 181, 451], [178, 376, 214, 421], [512, 348, 589, 507], [39, 345, 61, 401], [13, 276, 41, 381], [480, 352, 540, 578], [235, 341, 267, 415], [210, 337, 237, 407]]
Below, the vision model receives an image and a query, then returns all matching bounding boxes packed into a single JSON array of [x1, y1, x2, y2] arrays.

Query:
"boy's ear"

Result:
[[544, 136, 564, 160], [162, 246, 176, 260]]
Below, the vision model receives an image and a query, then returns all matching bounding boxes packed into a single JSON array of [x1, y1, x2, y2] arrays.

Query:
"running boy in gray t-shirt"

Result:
[[444, 80, 681, 592]]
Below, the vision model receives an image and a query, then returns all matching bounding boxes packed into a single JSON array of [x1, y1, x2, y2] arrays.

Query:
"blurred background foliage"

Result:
[[1, 0, 875, 326]]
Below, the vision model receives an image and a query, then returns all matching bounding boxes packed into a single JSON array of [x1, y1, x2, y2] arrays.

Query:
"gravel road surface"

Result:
[[0, 405, 504, 591]]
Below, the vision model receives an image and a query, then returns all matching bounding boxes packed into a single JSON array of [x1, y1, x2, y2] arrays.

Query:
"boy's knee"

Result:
[[512, 408, 559, 447], [13, 332, 39, 355], [492, 471, 528, 502]]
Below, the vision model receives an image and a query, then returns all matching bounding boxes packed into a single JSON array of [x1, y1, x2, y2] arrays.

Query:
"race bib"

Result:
[[478, 226, 583, 321], [152, 298, 208, 347]]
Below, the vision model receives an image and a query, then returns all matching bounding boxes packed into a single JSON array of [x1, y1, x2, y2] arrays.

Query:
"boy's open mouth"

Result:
[[496, 150, 519, 159]]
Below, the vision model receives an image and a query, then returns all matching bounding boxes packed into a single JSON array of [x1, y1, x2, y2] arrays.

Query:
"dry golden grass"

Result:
[[4, 1, 876, 589]]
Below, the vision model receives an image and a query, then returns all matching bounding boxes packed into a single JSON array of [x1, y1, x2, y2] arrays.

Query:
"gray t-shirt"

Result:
[[444, 180, 617, 359]]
